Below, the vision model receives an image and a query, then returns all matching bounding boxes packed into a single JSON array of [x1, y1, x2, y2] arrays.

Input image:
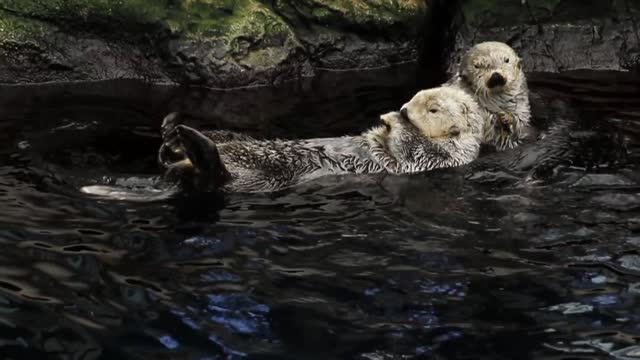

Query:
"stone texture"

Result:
[[0, 0, 428, 87], [271, 0, 427, 69], [445, 0, 640, 75]]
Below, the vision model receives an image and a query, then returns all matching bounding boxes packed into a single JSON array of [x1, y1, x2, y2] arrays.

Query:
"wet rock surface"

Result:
[[446, 0, 640, 75], [0, 0, 427, 88], [4, 1, 639, 87]]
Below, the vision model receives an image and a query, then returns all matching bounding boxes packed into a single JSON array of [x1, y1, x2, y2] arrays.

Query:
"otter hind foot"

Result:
[[159, 112, 186, 167], [164, 158, 194, 184], [173, 125, 230, 192]]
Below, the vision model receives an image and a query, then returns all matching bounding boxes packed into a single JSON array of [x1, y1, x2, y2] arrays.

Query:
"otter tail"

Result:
[[158, 112, 185, 167]]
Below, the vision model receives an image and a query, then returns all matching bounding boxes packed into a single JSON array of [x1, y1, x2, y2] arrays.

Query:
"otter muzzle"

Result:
[[487, 72, 506, 89]]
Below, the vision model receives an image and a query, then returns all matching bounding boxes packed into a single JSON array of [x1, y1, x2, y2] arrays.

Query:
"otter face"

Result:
[[399, 87, 483, 140], [459, 42, 523, 94]]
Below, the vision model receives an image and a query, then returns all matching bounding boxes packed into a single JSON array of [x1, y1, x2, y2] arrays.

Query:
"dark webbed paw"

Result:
[[174, 125, 216, 169], [164, 159, 195, 184], [158, 112, 185, 167], [172, 125, 230, 191], [497, 112, 515, 134]]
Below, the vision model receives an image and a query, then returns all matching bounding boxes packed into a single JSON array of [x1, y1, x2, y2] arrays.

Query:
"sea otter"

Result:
[[159, 87, 484, 193], [365, 88, 484, 174], [447, 41, 531, 150]]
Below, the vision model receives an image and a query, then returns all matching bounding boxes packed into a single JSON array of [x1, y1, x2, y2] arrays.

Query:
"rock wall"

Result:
[[0, 0, 428, 88], [3, 0, 636, 88], [446, 0, 640, 75]]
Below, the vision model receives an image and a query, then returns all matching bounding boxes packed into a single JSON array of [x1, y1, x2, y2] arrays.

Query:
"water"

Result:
[[0, 65, 639, 359]]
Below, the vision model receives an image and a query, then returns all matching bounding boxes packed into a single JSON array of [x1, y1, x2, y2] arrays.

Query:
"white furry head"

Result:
[[459, 42, 524, 97], [399, 86, 484, 141]]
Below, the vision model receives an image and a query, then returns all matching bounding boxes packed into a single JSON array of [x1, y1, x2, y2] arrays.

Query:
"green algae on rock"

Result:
[[272, 0, 426, 29], [164, 0, 308, 87], [0, 0, 429, 87], [0, 9, 49, 42], [0, 0, 170, 29], [271, 0, 428, 69]]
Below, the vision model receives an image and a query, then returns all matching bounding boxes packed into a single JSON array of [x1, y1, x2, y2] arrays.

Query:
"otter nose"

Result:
[[400, 107, 409, 121], [487, 72, 506, 88]]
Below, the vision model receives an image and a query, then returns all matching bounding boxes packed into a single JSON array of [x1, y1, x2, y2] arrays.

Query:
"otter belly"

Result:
[[216, 137, 384, 193], [302, 137, 385, 175]]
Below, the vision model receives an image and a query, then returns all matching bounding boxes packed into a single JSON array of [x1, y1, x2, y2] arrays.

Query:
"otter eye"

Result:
[[429, 109, 438, 113], [504, 57, 510, 63], [474, 64, 480, 69]]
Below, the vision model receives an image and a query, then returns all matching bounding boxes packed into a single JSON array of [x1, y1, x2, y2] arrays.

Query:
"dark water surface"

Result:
[[0, 66, 639, 359]]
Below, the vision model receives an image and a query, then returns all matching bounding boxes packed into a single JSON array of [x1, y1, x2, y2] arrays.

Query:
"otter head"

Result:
[[399, 87, 484, 141], [459, 42, 523, 94]]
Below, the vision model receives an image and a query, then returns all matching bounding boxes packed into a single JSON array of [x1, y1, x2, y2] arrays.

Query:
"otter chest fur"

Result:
[[447, 41, 532, 151]]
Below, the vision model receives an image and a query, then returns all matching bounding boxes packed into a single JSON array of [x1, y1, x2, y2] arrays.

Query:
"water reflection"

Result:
[[0, 69, 638, 358]]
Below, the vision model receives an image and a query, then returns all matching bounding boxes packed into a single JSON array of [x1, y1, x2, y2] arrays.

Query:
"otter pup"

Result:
[[159, 87, 484, 193], [447, 41, 531, 150]]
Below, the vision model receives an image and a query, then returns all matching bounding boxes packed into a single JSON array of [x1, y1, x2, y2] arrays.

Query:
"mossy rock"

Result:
[[0, 0, 170, 31], [272, 0, 427, 32], [0, 0, 428, 86], [164, 0, 307, 86], [0, 0, 292, 39], [269, 0, 429, 69], [0, 9, 50, 43]]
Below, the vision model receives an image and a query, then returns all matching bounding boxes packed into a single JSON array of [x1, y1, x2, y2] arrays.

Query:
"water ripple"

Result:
[[0, 71, 638, 358]]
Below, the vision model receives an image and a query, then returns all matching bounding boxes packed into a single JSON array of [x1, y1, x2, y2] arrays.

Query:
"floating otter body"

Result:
[[365, 89, 484, 174], [447, 41, 531, 150], [159, 87, 484, 193]]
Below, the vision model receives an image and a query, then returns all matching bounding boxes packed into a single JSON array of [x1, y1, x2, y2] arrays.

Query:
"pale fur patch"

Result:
[[451, 41, 531, 150], [400, 86, 485, 142], [363, 125, 389, 148]]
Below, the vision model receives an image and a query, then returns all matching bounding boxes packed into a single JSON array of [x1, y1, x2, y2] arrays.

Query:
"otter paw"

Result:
[[365, 126, 387, 150], [173, 125, 218, 167], [164, 159, 194, 184], [380, 111, 401, 127], [161, 112, 182, 140], [158, 112, 187, 167], [174, 125, 230, 191], [497, 112, 515, 133]]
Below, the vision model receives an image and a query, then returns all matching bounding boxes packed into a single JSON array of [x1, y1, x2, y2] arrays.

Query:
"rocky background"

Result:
[[0, 0, 426, 87], [0, 0, 638, 88], [447, 0, 640, 75]]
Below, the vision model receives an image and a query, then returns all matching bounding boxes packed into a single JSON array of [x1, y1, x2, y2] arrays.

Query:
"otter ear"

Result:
[[449, 126, 461, 137], [517, 58, 523, 70]]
